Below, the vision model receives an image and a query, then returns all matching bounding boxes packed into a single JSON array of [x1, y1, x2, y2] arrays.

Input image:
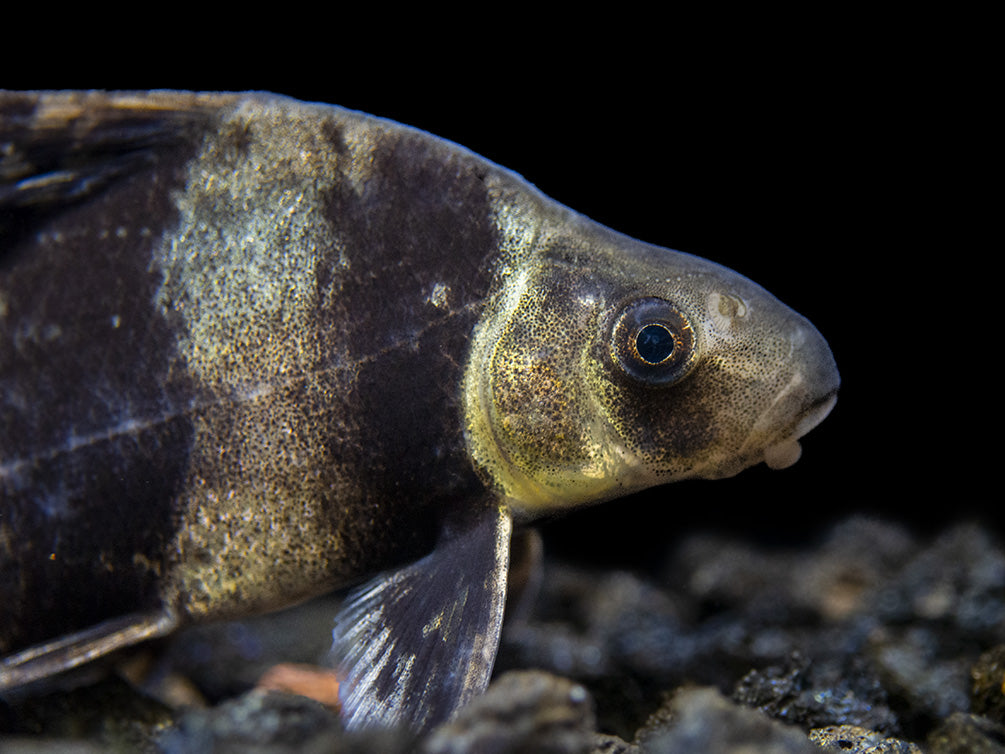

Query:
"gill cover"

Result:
[[463, 211, 839, 517]]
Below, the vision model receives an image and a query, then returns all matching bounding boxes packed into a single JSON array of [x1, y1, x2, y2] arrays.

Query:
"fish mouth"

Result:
[[762, 390, 838, 470]]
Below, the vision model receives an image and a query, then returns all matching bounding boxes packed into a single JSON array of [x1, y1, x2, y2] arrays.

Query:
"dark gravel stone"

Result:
[[157, 689, 415, 754], [423, 670, 597, 754], [0, 674, 171, 749], [808, 724, 921, 753], [634, 686, 818, 754], [972, 645, 1005, 722], [732, 653, 900, 734], [926, 712, 1005, 753]]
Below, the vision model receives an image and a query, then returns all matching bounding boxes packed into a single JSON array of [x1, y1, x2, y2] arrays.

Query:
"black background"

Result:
[[4, 34, 990, 567]]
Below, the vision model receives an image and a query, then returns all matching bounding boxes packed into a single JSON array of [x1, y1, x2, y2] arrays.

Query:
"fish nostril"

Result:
[[708, 292, 748, 333]]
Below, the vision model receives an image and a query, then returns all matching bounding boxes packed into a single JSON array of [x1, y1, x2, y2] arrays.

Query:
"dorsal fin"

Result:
[[0, 91, 237, 253]]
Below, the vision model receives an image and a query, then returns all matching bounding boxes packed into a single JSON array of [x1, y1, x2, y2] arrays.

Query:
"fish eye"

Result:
[[610, 297, 696, 385], [635, 323, 675, 364]]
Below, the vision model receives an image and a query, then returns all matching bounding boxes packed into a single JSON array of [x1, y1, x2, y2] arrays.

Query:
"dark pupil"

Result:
[[636, 324, 675, 364]]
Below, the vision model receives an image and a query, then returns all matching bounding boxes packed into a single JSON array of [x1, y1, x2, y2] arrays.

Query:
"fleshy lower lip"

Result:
[[763, 392, 838, 470]]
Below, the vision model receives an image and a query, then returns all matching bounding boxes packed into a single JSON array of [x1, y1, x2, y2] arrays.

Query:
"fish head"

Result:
[[463, 215, 840, 518]]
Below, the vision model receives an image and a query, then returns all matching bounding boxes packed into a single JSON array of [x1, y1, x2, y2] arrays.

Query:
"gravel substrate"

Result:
[[3, 515, 1003, 752]]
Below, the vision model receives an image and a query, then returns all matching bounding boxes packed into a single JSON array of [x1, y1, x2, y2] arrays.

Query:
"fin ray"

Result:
[[0, 90, 232, 252], [0, 608, 178, 692], [330, 503, 512, 731]]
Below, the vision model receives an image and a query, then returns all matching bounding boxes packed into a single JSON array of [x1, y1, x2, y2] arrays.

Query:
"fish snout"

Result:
[[756, 319, 840, 470]]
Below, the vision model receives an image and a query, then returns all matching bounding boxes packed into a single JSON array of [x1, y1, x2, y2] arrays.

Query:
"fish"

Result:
[[0, 90, 840, 730]]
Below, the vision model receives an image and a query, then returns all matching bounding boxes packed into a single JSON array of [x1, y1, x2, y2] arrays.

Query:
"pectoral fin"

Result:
[[0, 608, 178, 693], [330, 502, 512, 731]]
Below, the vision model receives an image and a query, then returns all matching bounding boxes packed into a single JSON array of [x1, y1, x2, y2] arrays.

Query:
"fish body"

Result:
[[0, 91, 839, 728]]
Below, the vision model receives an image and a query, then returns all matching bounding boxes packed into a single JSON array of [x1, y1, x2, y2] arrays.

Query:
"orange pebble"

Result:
[[256, 663, 341, 709]]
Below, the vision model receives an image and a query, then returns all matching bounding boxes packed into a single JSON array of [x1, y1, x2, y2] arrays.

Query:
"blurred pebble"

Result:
[[634, 686, 818, 754], [255, 663, 340, 709], [926, 712, 1005, 753], [157, 688, 416, 754], [972, 645, 1005, 722], [423, 670, 599, 754]]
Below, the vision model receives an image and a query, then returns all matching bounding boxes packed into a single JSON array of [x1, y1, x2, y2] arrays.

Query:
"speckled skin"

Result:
[[0, 92, 839, 671], [1, 92, 497, 653]]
